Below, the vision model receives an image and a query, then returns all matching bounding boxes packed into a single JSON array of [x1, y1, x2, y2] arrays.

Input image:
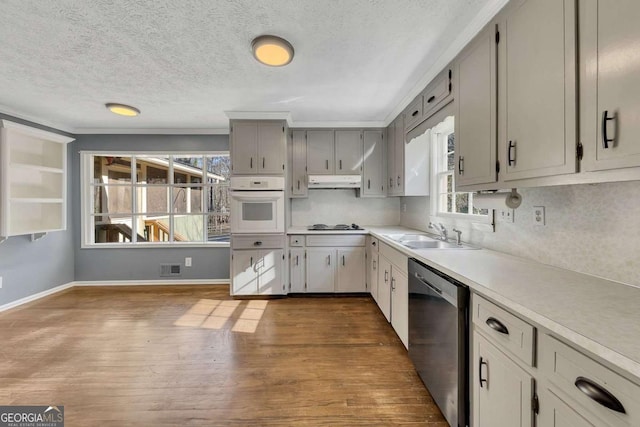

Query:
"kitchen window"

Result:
[[431, 116, 489, 220], [81, 152, 231, 247]]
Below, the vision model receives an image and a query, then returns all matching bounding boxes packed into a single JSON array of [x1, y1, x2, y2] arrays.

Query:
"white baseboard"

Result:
[[72, 279, 229, 286], [0, 279, 229, 313], [0, 282, 75, 313]]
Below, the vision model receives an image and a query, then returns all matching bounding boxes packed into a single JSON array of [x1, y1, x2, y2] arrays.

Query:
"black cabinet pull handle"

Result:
[[458, 156, 464, 175], [250, 256, 253, 266], [602, 110, 615, 149], [479, 357, 488, 388], [342, 255, 345, 266], [326, 159, 329, 170], [368, 179, 371, 189], [486, 317, 509, 335], [250, 157, 253, 169], [427, 95, 436, 104], [295, 255, 299, 266], [575, 377, 626, 414], [339, 159, 342, 170], [389, 177, 393, 188], [262, 157, 265, 168], [412, 110, 419, 117], [254, 241, 262, 246], [508, 141, 516, 166], [297, 180, 300, 190]]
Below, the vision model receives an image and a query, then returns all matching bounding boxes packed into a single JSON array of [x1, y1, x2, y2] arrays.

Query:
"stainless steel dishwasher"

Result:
[[408, 258, 469, 427]]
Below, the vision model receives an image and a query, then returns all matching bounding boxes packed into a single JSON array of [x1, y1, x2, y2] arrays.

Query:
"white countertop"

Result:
[[363, 226, 640, 382]]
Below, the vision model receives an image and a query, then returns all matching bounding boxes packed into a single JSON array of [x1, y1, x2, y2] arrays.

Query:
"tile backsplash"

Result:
[[291, 190, 400, 227], [400, 181, 640, 287]]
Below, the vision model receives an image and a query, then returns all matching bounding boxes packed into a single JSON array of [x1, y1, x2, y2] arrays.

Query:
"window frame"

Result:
[[81, 151, 231, 248], [429, 117, 492, 224]]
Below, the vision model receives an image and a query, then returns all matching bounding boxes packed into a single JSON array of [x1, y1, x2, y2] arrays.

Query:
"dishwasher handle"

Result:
[[414, 272, 443, 295]]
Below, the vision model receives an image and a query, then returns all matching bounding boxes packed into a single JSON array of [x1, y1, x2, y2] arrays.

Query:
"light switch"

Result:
[[185, 257, 192, 267]]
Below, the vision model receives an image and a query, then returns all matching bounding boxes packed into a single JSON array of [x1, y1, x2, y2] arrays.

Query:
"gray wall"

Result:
[[72, 134, 230, 282], [0, 114, 75, 306]]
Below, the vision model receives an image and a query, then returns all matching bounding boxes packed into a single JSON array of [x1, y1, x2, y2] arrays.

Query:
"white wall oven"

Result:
[[230, 177, 285, 234]]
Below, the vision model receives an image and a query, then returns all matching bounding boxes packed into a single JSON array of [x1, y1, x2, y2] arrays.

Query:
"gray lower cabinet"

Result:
[[289, 248, 305, 292], [376, 242, 408, 348], [361, 130, 385, 196], [306, 248, 335, 292], [390, 267, 408, 348], [231, 249, 286, 295], [473, 332, 535, 427], [539, 389, 600, 427], [231, 120, 286, 176], [307, 130, 335, 175], [498, 0, 577, 182], [582, 0, 640, 171], [335, 130, 363, 175], [455, 24, 498, 189], [367, 237, 379, 302], [336, 248, 366, 292], [376, 255, 392, 321]]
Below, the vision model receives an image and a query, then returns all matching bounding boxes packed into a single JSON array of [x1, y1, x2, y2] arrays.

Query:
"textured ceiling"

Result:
[[0, 0, 497, 132]]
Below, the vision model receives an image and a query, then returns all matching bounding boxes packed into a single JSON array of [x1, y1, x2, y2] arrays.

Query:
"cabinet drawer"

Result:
[[379, 242, 407, 273], [305, 235, 365, 247], [422, 69, 452, 119], [289, 235, 304, 246], [540, 334, 640, 427], [404, 96, 423, 131], [232, 235, 285, 249], [472, 294, 535, 366]]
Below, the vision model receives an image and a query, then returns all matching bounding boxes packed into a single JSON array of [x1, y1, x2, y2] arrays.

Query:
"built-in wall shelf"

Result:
[[1, 120, 74, 241]]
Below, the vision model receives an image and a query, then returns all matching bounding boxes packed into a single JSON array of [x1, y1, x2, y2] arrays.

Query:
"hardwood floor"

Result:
[[0, 286, 447, 426]]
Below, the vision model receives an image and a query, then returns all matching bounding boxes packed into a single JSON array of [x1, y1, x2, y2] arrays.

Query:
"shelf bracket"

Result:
[[30, 232, 47, 242]]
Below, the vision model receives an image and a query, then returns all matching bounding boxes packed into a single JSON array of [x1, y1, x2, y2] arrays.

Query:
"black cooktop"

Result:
[[307, 223, 364, 231]]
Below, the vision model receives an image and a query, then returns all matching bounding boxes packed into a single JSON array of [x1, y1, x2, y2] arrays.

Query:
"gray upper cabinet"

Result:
[[361, 130, 385, 197], [386, 120, 395, 194], [394, 115, 405, 195], [231, 120, 285, 176], [307, 130, 335, 175], [258, 122, 286, 174], [404, 97, 423, 132], [335, 130, 363, 175], [581, 0, 640, 171], [291, 130, 308, 197], [455, 24, 498, 189], [498, 0, 577, 182], [422, 68, 453, 121]]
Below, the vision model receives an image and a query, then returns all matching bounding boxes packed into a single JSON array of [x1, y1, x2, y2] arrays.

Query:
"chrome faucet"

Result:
[[428, 222, 448, 241], [452, 228, 462, 246]]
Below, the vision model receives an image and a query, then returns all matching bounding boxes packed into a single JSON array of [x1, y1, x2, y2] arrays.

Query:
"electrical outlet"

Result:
[[402, 203, 407, 213], [533, 206, 546, 226], [499, 209, 515, 223], [185, 257, 192, 267]]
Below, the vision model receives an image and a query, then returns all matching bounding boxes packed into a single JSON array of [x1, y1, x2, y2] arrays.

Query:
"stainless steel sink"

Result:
[[385, 233, 437, 242], [383, 233, 478, 249]]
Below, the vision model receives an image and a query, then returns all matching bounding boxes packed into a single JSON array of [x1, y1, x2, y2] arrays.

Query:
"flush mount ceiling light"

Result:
[[251, 35, 294, 67], [105, 103, 140, 117]]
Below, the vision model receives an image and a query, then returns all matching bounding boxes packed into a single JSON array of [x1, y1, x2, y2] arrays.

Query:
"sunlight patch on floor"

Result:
[[174, 299, 268, 333]]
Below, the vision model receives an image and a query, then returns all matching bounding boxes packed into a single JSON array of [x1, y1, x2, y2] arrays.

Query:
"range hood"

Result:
[[308, 175, 362, 189]]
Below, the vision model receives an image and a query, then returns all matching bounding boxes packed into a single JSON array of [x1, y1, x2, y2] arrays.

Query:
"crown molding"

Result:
[[73, 127, 230, 135], [0, 104, 75, 134], [290, 120, 386, 129], [225, 111, 293, 127], [383, 0, 509, 126]]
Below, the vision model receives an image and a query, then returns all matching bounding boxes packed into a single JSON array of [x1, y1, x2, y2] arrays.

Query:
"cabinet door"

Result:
[[391, 268, 408, 348], [306, 248, 335, 292], [473, 332, 534, 427], [336, 247, 366, 293], [257, 249, 285, 295], [583, 1, 640, 171], [386, 122, 395, 194], [376, 256, 392, 321], [499, 0, 577, 181], [539, 388, 601, 427], [335, 130, 363, 175], [369, 252, 379, 302], [231, 250, 258, 295], [291, 130, 308, 197], [307, 130, 334, 174], [257, 122, 285, 175], [231, 122, 258, 175], [289, 249, 306, 293], [394, 116, 405, 194], [455, 25, 498, 188], [362, 130, 385, 196]]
